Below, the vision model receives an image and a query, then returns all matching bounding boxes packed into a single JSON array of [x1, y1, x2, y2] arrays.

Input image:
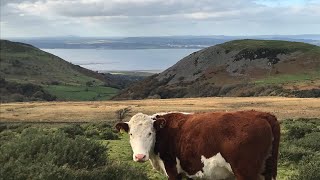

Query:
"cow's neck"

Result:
[[149, 151, 168, 176]]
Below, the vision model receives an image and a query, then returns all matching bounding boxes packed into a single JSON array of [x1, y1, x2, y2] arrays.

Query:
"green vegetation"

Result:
[[1, 119, 318, 180], [0, 78, 56, 102], [44, 85, 118, 101], [219, 39, 320, 53], [107, 134, 165, 180], [278, 118, 320, 180], [255, 70, 320, 85], [0, 40, 123, 101], [0, 122, 147, 180], [0, 40, 103, 86]]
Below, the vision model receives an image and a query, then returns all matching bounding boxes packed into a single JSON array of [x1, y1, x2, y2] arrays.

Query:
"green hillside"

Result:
[[219, 39, 320, 52], [0, 40, 104, 85], [114, 39, 320, 100], [0, 40, 118, 101]]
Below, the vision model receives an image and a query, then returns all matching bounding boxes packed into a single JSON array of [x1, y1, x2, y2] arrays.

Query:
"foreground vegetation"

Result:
[[0, 122, 148, 180], [0, 118, 319, 180]]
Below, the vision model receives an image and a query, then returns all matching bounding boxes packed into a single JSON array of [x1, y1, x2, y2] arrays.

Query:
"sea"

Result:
[[42, 49, 200, 72]]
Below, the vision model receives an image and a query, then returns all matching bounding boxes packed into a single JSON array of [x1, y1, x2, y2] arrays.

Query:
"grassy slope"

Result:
[[219, 39, 320, 52], [0, 40, 102, 85], [114, 40, 320, 99], [255, 70, 320, 85], [0, 40, 118, 101], [221, 39, 320, 87], [44, 85, 118, 101]]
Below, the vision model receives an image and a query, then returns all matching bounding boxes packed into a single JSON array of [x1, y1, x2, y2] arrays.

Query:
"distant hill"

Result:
[[0, 40, 143, 101], [10, 34, 320, 49], [113, 39, 320, 99]]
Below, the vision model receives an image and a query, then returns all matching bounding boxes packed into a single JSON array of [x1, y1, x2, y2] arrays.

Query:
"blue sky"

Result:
[[0, 0, 319, 38]]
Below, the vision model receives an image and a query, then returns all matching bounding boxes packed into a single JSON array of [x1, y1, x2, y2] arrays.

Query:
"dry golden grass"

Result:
[[1, 97, 319, 122]]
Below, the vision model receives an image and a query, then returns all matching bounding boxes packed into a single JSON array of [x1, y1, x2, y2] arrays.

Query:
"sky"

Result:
[[0, 0, 320, 38]]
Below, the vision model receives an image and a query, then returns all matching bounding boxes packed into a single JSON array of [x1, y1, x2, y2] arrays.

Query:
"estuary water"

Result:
[[42, 48, 200, 72]]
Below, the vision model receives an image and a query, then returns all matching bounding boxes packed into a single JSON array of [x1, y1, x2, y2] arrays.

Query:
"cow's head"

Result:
[[115, 113, 166, 162]]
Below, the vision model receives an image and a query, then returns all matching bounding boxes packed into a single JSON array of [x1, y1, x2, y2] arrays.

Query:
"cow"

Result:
[[115, 110, 280, 180]]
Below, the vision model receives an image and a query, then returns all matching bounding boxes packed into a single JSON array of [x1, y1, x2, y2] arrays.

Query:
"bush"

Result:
[[60, 124, 84, 138], [100, 129, 119, 140], [82, 122, 119, 140], [284, 120, 316, 140], [293, 155, 320, 180], [295, 132, 320, 151], [0, 127, 147, 180], [85, 128, 100, 138], [280, 143, 312, 163]]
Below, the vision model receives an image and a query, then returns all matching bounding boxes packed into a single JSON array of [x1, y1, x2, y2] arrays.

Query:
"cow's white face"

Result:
[[115, 113, 166, 162]]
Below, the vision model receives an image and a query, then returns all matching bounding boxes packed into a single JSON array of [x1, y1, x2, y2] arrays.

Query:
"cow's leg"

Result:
[[234, 170, 260, 180], [164, 162, 181, 180]]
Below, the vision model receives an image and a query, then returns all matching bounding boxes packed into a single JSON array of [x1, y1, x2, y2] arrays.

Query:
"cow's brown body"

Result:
[[153, 110, 280, 180]]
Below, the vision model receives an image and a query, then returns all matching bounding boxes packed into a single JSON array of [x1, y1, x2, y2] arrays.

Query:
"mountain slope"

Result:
[[1, 40, 107, 85], [114, 39, 320, 99], [0, 40, 143, 101]]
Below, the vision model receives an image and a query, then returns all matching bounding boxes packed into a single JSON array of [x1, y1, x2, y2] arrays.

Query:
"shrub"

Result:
[[0, 127, 147, 180], [295, 132, 320, 151], [115, 107, 132, 122], [280, 143, 312, 163], [85, 128, 100, 138], [293, 155, 320, 180], [60, 124, 84, 138], [83, 122, 119, 140], [100, 129, 119, 140], [11, 93, 24, 102], [285, 120, 316, 140]]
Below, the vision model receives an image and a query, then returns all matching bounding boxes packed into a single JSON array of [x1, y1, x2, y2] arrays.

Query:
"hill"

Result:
[[0, 40, 142, 101], [113, 39, 320, 99]]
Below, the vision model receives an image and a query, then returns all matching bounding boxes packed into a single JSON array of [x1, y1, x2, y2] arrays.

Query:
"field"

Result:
[[44, 85, 118, 101], [1, 97, 320, 180], [1, 97, 319, 122], [255, 70, 320, 88]]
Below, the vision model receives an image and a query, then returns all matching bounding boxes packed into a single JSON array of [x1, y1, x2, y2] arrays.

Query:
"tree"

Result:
[[115, 107, 132, 122]]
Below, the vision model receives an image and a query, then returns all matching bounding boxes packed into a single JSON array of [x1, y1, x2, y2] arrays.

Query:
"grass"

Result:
[[1, 97, 320, 122], [255, 70, 320, 85], [0, 51, 101, 86], [44, 85, 118, 101], [0, 40, 121, 101], [106, 134, 165, 180], [219, 39, 320, 52], [0, 40, 104, 86]]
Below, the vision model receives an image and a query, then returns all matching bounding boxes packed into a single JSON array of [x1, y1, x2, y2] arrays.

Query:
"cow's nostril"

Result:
[[135, 154, 146, 160]]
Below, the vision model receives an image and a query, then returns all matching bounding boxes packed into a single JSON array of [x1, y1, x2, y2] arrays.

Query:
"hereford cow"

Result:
[[115, 110, 280, 180]]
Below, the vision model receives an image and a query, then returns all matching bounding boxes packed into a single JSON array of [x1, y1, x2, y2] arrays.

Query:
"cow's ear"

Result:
[[115, 122, 129, 133], [153, 118, 166, 130]]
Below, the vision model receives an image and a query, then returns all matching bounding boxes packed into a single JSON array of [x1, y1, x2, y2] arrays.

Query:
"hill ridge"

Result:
[[113, 39, 320, 99]]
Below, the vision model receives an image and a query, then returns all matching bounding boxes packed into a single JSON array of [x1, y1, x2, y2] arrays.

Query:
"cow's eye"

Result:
[[148, 132, 152, 136], [130, 133, 132, 136]]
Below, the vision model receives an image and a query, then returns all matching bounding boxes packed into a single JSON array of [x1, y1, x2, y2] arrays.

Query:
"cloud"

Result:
[[0, 0, 319, 37]]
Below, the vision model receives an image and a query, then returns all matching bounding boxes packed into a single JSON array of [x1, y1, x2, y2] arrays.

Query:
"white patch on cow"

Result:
[[149, 153, 168, 177], [127, 113, 156, 162], [175, 158, 184, 175], [176, 153, 234, 180]]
